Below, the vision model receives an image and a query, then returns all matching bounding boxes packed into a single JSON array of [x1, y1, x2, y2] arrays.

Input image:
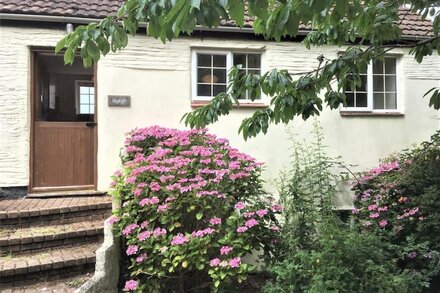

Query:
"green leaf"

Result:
[[64, 48, 75, 65], [228, 0, 245, 27], [191, 0, 201, 9], [86, 41, 101, 62], [196, 212, 203, 220], [83, 57, 93, 68], [55, 36, 67, 54], [248, 0, 268, 18]]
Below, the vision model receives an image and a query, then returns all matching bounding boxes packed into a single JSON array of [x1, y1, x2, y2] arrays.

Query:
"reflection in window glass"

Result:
[[196, 54, 227, 97], [232, 53, 262, 100], [344, 71, 368, 108], [373, 58, 397, 110], [344, 57, 398, 110]]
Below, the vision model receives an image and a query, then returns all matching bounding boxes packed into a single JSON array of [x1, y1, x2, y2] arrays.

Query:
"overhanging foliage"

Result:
[[56, 0, 440, 139]]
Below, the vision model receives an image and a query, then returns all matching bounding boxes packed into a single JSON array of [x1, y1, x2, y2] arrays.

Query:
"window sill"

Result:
[[340, 111, 404, 117], [191, 101, 268, 109]]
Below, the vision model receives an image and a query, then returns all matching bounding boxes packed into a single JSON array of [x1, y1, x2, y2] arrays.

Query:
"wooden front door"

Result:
[[30, 50, 97, 192]]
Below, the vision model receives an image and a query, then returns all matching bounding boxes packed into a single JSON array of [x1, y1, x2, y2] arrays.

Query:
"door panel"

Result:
[[31, 50, 96, 192], [33, 122, 95, 188]]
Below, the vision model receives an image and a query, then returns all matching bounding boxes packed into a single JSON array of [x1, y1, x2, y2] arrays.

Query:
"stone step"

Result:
[[0, 274, 92, 293], [0, 196, 112, 228], [0, 242, 100, 288], [26, 190, 107, 199], [0, 219, 104, 253]]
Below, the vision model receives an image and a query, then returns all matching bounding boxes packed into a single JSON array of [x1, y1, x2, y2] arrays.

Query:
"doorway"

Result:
[[30, 49, 97, 192]]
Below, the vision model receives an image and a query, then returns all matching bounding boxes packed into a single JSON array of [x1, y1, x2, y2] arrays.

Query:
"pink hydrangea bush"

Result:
[[110, 126, 282, 292]]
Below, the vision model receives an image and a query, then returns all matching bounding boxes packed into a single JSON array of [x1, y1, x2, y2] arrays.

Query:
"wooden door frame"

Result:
[[29, 47, 98, 193]]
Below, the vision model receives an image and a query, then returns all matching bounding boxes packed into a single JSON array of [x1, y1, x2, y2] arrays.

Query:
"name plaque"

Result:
[[108, 95, 131, 107]]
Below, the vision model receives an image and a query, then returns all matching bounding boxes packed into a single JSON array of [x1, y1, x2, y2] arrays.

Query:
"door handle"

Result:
[[86, 122, 97, 128]]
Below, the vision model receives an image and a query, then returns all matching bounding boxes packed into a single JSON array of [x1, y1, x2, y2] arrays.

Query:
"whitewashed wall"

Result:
[[0, 26, 66, 187], [97, 35, 440, 208], [1, 26, 439, 208]]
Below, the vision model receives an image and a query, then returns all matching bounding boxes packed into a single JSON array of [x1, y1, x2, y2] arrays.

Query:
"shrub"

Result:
[[352, 131, 440, 288], [264, 220, 424, 293], [109, 126, 282, 292], [264, 122, 427, 293]]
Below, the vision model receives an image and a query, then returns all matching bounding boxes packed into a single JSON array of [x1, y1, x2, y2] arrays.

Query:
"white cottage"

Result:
[[0, 1, 439, 208]]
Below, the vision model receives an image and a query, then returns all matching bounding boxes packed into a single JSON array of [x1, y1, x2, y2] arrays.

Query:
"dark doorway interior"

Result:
[[36, 53, 94, 122]]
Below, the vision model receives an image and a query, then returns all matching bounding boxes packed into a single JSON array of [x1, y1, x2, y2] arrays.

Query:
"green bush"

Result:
[[264, 122, 429, 293], [264, 220, 424, 293], [352, 131, 440, 289], [109, 126, 282, 292]]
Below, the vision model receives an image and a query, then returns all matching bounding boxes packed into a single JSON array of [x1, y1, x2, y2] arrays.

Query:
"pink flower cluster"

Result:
[[209, 257, 241, 268], [153, 227, 167, 237], [245, 219, 259, 228], [397, 207, 420, 220], [126, 245, 139, 256], [140, 196, 160, 206], [123, 224, 139, 236], [191, 228, 216, 238], [171, 233, 190, 246], [136, 253, 148, 263], [107, 215, 120, 225], [138, 231, 152, 241], [124, 280, 138, 291], [209, 217, 222, 225], [235, 202, 246, 210], [220, 246, 233, 255]]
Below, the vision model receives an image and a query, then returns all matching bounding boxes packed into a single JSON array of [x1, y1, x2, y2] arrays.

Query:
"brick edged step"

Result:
[[0, 197, 112, 228], [0, 219, 104, 253], [0, 242, 100, 288]]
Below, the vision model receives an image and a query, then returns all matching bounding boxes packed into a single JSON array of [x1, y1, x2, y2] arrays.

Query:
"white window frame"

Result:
[[75, 80, 95, 115], [340, 56, 402, 113], [191, 49, 265, 103]]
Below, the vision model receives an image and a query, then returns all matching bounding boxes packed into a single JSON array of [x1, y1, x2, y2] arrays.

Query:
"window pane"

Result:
[[238, 69, 246, 78], [345, 93, 354, 107], [373, 75, 384, 92], [233, 54, 246, 67], [358, 75, 367, 91], [80, 94, 89, 104], [385, 93, 397, 109], [80, 104, 90, 114], [89, 106, 95, 114], [373, 93, 385, 109], [197, 84, 211, 96], [198, 68, 212, 83], [79, 86, 89, 94], [213, 55, 226, 67], [373, 60, 384, 74], [198, 54, 211, 67], [89, 87, 95, 95], [385, 75, 396, 92], [213, 69, 226, 83], [249, 69, 261, 76], [385, 58, 396, 74], [248, 54, 261, 68], [213, 85, 226, 96], [356, 93, 368, 107]]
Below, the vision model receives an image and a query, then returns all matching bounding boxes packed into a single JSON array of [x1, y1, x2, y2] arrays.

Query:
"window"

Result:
[[76, 81, 95, 114], [343, 57, 399, 112], [233, 53, 262, 100], [192, 51, 262, 101]]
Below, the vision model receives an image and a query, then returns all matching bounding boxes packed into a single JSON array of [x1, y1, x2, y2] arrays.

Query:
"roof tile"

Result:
[[0, 1, 434, 37]]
